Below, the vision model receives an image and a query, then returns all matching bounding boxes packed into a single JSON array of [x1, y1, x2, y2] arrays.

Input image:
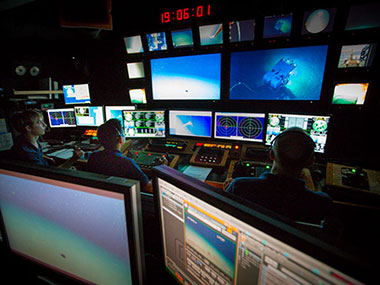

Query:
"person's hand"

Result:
[[72, 147, 85, 160], [223, 177, 234, 191]]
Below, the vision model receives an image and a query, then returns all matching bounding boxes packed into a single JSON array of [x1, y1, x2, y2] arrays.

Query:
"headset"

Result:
[[269, 127, 316, 156]]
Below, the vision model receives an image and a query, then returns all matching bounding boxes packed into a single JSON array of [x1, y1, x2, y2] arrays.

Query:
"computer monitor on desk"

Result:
[[46, 108, 76, 128], [0, 161, 145, 284], [74, 106, 105, 127], [152, 165, 370, 284]]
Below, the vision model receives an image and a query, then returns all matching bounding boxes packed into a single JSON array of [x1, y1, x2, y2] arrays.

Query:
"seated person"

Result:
[[85, 118, 153, 193], [10, 109, 83, 167], [226, 127, 333, 224]]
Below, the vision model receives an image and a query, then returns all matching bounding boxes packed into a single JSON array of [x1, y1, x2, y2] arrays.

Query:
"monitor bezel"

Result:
[[152, 165, 373, 284], [0, 160, 145, 285]]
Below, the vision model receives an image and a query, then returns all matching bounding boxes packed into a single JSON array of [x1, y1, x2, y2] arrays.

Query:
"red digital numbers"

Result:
[[160, 4, 211, 23]]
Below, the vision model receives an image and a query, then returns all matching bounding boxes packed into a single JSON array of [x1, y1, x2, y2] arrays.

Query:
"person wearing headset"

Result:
[[226, 127, 333, 224], [10, 109, 83, 167], [85, 118, 153, 193]]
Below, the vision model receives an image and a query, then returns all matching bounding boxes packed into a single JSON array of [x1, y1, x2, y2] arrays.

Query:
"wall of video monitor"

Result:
[[121, 2, 379, 114]]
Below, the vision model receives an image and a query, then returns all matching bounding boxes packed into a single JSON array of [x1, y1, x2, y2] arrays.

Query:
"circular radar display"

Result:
[[238, 117, 263, 139], [216, 116, 237, 137], [313, 119, 328, 132]]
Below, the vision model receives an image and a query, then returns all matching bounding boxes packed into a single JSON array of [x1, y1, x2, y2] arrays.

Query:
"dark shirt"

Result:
[[226, 172, 333, 224], [86, 149, 149, 187], [10, 135, 49, 166]]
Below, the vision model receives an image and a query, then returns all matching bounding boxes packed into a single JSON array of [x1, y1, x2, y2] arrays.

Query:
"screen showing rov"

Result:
[[169, 110, 212, 138], [265, 113, 330, 153], [215, 112, 265, 143], [157, 178, 360, 285], [47, 108, 76, 128], [123, 110, 165, 138], [74, 106, 105, 127], [151, 53, 221, 100], [63, 84, 91, 105], [0, 169, 133, 284], [229, 45, 328, 101]]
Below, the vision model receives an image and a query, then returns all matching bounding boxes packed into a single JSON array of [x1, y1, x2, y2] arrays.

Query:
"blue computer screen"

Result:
[[151, 54, 221, 100], [169, 110, 212, 138], [229, 45, 328, 101]]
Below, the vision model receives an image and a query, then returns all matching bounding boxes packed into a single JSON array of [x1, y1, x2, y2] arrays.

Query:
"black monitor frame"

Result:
[[152, 165, 373, 284], [0, 160, 145, 284]]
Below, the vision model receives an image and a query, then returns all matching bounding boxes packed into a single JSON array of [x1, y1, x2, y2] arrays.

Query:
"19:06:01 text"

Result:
[[160, 5, 211, 23]]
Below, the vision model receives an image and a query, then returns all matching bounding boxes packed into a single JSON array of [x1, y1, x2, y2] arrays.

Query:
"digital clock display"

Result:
[[160, 4, 211, 23]]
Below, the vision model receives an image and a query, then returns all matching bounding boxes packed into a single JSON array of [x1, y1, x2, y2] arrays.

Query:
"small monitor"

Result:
[[265, 113, 330, 153], [126, 62, 145, 79], [153, 165, 366, 285], [105, 106, 136, 121], [124, 35, 144, 54], [169, 110, 212, 138], [123, 110, 165, 138], [146, 32, 168, 51], [62, 84, 91, 105], [345, 3, 380, 31], [332, 83, 369, 105], [263, 14, 293, 38], [199, 23, 223, 46], [0, 161, 145, 284], [47, 108, 76, 128], [301, 8, 336, 34], [338, 44, 377, 68], [129, 89, 147, 104], [151, 53, 221, 100], [229, 45, 328, 101], [74, 106, 105, 127], [214, 112, 265, 142], [171, 28, 194, 48], [229, 19, 255, 43]]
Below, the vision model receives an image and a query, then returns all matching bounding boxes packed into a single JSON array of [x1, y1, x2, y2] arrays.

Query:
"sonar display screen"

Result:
[[214, 112, 265, 143], [229, 45, 328, 101], [47, 108, 76, 128]]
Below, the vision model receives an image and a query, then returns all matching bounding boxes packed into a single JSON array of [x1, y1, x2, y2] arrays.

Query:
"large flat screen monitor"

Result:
[[169, 110, 212, 138], [152, 165, 368, 285], [150, 53, 221, 100], [122, 110, 165, 138], [62, 84, 91, 105], [74, 106, 105, 127], [46, 108, 76, 128], [265, 113, 330, 153], [214, 112, 265, 143], [0, 161, 145, 284], [229, 45, 328, 101]]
